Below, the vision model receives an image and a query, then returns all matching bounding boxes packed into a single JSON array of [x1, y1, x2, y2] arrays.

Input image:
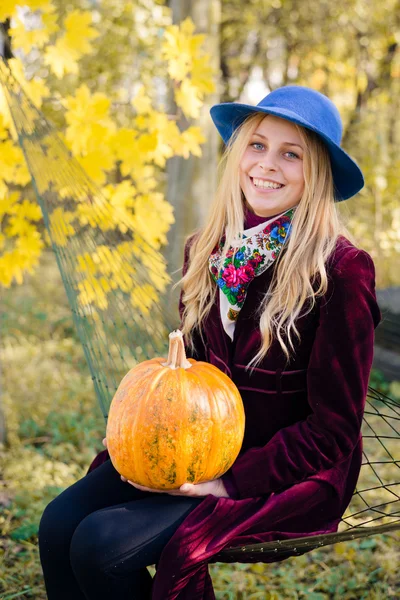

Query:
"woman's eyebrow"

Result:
[[252, 132, 303, 149]]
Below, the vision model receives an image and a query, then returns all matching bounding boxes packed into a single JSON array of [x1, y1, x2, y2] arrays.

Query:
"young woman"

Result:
[[38, 85, 381, 600]]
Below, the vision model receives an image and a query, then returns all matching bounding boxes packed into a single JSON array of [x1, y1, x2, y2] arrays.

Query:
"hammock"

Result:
[[1, 57, 399, 560]]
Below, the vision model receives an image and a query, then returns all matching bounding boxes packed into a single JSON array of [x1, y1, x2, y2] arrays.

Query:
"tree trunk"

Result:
[[165, 0, 221, 306]]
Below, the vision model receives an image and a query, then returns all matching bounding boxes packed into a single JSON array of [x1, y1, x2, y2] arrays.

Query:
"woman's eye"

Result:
[[285, 151, 299, 159], [251, 142, 264, 150]]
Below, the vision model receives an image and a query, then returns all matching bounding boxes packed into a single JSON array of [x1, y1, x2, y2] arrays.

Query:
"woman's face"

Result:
[[239, 115, 305, 218]]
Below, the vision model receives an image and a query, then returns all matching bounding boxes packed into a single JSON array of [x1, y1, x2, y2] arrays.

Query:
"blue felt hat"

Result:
[[210, 85, 364, 201]]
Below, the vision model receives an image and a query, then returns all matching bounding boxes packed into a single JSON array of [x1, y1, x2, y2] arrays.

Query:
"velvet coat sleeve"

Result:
[[226, 247, 380, 499]]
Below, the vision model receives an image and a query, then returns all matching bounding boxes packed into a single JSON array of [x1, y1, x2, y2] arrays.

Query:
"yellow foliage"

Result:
[[77, 147, 115, 185], [49, 208, 76, 247], [131, 192, 175, 249], [177, 126, 205, 158], [0, 139, 30, 195], [44, 36, 80, 78], [0, 7, 215, 293], [101, 181, 138, 233], [175, 78, 203, 119], [8, 59, 51, 108], [11, 17, 48, 54], [131, 85, 153, 114], [0, 0, 19, 21], [26, 0, 55, 12], [0, 230, 44, 287], [44, 10, 98, 78], [162, 17, 204, 81], [191, 55, 216, 95], [64, 10, 99, 55], [0, 191, 45, 287], [130, 283, 160, 315], [64, 84, 116, 156], [161, 17, 216, 119]]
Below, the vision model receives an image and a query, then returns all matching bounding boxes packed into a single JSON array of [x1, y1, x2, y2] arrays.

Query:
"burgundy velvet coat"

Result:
[[88, 210, 381, 599]]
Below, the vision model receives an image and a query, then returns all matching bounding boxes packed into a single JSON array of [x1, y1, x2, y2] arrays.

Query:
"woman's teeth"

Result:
[[252, 178, 283, 190]]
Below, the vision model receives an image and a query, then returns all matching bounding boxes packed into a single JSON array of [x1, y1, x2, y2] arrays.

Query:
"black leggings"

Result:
[[38, 458, 203, 600]]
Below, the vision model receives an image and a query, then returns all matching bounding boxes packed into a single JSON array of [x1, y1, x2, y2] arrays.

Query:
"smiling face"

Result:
[[239, 115, 306, 218]]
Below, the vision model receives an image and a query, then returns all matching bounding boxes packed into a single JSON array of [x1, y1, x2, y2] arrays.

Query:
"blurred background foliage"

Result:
[[1, 0, 400, 598]]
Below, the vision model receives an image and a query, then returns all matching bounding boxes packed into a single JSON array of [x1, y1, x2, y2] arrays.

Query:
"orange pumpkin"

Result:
[[106, 329, 245, 489]]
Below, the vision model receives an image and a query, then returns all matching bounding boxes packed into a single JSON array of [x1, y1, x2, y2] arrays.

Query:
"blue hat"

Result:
[[210, 85, 364, 201]]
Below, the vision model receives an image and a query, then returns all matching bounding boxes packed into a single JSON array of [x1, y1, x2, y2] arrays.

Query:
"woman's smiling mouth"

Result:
[[250, 177, 285, 191]]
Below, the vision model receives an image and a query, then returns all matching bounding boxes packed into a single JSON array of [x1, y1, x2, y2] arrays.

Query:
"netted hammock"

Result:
[[1, 57, 399, 560]]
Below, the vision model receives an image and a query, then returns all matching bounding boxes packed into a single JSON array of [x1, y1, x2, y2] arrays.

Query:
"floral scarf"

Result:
[[208, 207, 295, 340]]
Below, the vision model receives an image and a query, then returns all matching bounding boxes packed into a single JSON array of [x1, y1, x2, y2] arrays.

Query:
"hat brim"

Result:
[[210, 102, 364, 201]]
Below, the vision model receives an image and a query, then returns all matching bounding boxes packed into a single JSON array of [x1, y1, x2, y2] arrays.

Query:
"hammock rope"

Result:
[[1, 58, 399, 558]]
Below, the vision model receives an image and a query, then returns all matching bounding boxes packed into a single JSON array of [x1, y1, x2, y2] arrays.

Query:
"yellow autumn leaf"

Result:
[[77, 276, 109, 311], [49, 208, 76, 247], [44, 36, 80, 78], [191, 55, 217, 95], [64, 10, 99, 55], [0, 0, 19, 21], [131, 241, 171, 292], [8, 59, 50, 108], [0, 139, 30, 188], [0, 87, 14, 135], [26, 0, 55, 12], [15, 229, 44, 259], [13, 199, 42, 222], [131, 86, 153, 114], [10, 16, 51, 53], [135, 112, 181, 168], [100, 182, 137, 234], [76, 200, 115, 232], [176, 126, 205, 158], [131, 192, 175, 251], [175, 78, 203, 119], [6, 215, 37, 238], [0, 191, 20, 217], [64, 85, 116, 155], [0, 114, 8, 141], [130, 284, 160, 315], [77, 147, 115, 185], [109, 127, 138, 160], [103, 181, 137, 210], [161, 18, 202, 81]]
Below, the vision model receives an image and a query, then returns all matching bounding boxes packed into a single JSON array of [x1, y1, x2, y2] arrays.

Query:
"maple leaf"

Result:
[[64, 10, 99, 55], [26, 0, 55, 12], [10, 16, 51, 53], [8, 59, 50, 108], [177, 126, 205, 159], [175, 79, 203, 119], [77, 147, 114, 185], [44, 36, 80, 78], [191, 56, 217, 95], [63, 85, 115, 155], [131, 86, 153, 114], [0, 1, 19, 21]]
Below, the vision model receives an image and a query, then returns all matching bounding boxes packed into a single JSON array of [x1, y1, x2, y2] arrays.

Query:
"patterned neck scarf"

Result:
[[208, 207, 295, 340]]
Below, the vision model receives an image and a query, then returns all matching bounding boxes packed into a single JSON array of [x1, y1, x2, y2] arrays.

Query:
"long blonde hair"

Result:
[[174, 112, 350, 370]]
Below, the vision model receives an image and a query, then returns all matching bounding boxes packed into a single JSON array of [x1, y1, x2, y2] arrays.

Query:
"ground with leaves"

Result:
[[1, 251, 399, 599]]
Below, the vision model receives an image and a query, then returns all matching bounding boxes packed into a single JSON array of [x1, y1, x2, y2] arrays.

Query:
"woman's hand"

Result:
[[104, 436, 229, 497], [121, 477, 230, 498]]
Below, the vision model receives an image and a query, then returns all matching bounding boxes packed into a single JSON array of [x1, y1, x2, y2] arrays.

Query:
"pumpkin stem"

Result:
[[162, 329, 192, 370]]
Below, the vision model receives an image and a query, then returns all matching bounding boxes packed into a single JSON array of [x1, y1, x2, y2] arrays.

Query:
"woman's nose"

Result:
[[259, 151, 278, 171]]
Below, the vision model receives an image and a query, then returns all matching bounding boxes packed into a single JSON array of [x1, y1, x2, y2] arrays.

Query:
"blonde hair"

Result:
[[174, 112, 350, 371]]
